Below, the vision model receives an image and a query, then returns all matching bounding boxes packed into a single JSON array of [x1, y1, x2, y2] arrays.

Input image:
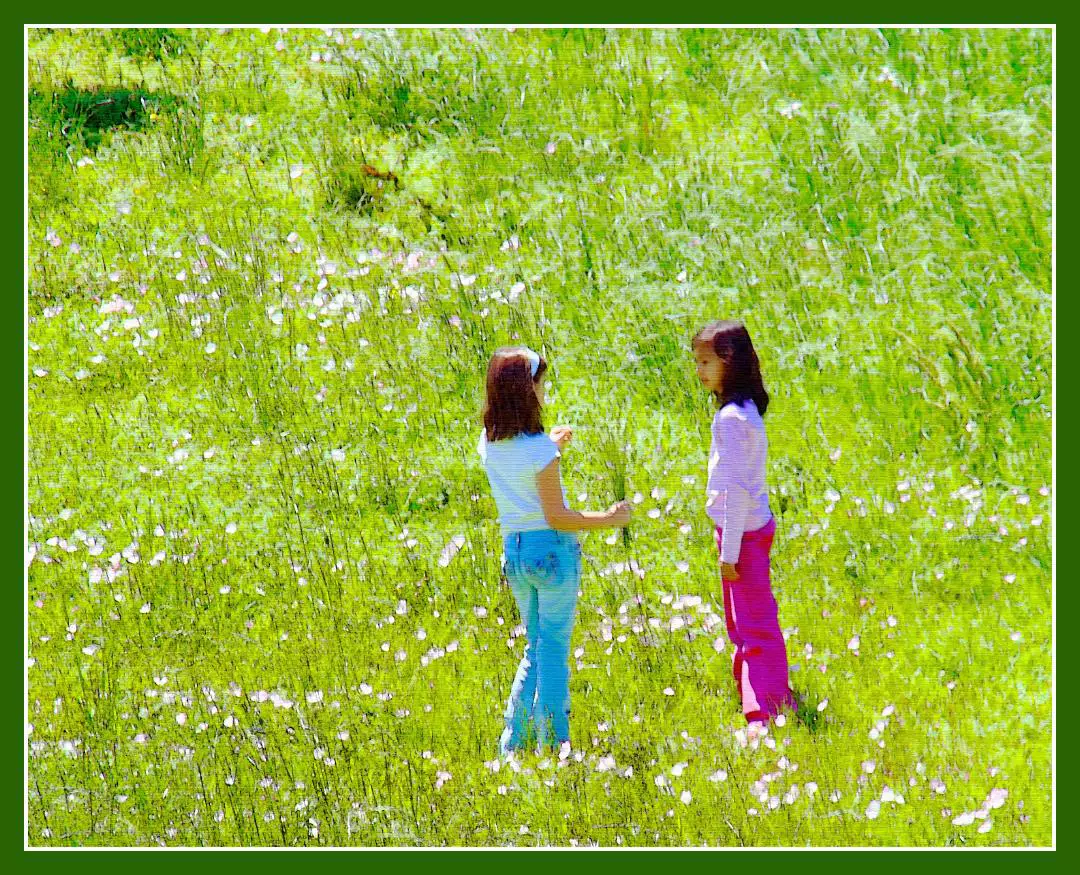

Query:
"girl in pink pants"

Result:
[[715, 517, 794, 721], [693, 321, 795, 723]]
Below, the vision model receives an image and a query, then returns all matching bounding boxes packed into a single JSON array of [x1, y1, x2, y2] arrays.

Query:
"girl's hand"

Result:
[[607, 500, 632, 527], [550, 426, 573, 450], [721, 562, 740, 582]]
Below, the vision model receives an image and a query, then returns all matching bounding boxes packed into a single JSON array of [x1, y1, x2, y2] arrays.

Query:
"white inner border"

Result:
[[24, 22, 1056, 852]]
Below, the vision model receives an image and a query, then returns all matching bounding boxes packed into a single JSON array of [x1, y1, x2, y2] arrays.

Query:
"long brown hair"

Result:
[[692, 320, 770, 417], [483, 346, 548, 441]]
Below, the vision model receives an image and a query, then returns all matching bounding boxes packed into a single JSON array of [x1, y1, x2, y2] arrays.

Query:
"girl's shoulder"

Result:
[[480, 429, 551, 449], [523, 431, 560, 458], [718, 399, 751, 421], [717, 399, 764, 429], [503, 430, 550, 447], [515, 429, 555, 442]]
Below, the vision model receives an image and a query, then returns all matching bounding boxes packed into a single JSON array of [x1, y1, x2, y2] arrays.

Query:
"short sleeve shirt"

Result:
[[477, 430, 567, 533]]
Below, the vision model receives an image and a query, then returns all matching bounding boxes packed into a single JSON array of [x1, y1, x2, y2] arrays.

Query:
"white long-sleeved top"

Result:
[[706, 399, 773, 564]]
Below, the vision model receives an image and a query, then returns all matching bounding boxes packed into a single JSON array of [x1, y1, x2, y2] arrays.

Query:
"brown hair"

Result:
[[692, 320, 770, 417], [482, 346, 548, 441]]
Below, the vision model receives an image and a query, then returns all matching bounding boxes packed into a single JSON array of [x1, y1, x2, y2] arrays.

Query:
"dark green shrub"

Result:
[[113, 28, 188, 62], [28, 85, 181, 152]]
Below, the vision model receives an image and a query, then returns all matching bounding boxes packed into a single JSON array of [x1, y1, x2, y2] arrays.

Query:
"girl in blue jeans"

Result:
[[478, 346, 631, 756]]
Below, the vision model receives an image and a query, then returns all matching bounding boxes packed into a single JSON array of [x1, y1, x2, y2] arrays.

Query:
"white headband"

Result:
[[522, 347, 541, 378]]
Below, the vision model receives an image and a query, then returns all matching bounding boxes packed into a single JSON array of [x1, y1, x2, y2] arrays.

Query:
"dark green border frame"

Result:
[[12, 2, 1065, 870]]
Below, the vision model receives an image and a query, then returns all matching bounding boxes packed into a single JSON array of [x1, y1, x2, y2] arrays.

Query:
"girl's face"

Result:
[[532, 376, 546, 407], [693, 342, 725, 394]]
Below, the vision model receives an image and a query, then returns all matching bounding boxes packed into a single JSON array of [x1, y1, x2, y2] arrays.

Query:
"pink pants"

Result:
[[715, 517, 795, 722]]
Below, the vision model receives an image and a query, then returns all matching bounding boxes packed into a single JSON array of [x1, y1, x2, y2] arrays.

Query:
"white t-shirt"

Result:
[[478, 430, 568, 534], [706, 399, 773, 563]]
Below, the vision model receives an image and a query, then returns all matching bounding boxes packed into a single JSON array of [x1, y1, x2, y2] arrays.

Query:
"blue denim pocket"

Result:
[[505, 530, 580, 589], [525, 549, 560, 585]]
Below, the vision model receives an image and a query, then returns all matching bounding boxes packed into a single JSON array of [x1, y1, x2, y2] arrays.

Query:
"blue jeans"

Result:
[[499, 528, 581, 755]]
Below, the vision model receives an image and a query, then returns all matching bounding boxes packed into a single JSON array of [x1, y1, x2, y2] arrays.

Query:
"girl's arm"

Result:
[[537, 458, 628, 532], [708, 413, 752, 563]]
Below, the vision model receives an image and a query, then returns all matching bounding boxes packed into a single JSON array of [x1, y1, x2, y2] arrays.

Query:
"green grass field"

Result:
[[26, 27, 1052, 847]]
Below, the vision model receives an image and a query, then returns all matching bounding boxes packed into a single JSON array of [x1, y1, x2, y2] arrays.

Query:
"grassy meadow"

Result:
[[26, 27, 1052, 847]]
